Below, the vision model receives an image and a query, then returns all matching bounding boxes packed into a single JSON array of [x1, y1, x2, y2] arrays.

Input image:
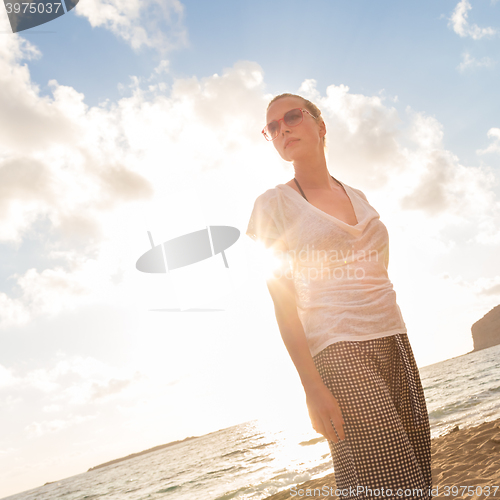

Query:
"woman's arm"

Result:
[[265, 250, 345, 443]]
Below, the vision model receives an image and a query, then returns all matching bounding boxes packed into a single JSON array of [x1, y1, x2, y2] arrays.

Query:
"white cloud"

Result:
[[0, 364, 18, 389], [15, 263, 109, 317], [449, 0, 496, 39], [25, 414, 97, 438], [298, 80, 498, 228], [409, 112, 444, 149], [0, 292, 30, 328], [0, 35, 154, 245], [445, 275, 500, 296], [300, 80, 404, 188], [477, 277, 500, 295], [457, 51, 496, 72], [89, 377, 136, 401], [153, 59, 170, 75], [74, 0, 187, 52], [477, 127, 500, 154], [43, 404, 62, 412], [19, 354, 143, 407], [399, 147, 497, 220]]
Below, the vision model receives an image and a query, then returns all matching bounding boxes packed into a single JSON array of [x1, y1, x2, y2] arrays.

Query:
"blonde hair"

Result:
[[267, 93, 326, 146]]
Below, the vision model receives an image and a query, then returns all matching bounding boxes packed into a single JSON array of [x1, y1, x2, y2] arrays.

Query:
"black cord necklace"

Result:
[[293, 175, 341, 202]]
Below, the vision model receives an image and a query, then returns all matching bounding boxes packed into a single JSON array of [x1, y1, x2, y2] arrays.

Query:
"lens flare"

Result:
[[251, 241, 289, 281]]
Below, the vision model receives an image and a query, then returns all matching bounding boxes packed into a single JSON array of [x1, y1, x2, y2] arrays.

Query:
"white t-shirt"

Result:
[[246, 180, 407, 357]]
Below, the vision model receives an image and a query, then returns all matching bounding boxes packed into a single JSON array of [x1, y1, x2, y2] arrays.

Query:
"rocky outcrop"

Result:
[[471, 304, 500, 351]]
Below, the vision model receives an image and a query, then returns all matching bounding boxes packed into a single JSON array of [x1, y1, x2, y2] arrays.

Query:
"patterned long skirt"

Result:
[[312, 334, 432, 499]]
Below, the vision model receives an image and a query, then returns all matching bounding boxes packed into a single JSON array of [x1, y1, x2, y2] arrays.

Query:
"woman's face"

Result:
[[265, 96, 325, 163]]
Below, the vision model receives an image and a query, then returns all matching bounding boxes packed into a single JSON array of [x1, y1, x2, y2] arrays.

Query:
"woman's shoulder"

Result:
[[251, 183, 286, 207], [343, 182, 369, 203]]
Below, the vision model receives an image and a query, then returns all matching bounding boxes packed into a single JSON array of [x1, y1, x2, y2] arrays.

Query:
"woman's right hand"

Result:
[[264, 261, 345, 444], [305, 383, 345, 443]]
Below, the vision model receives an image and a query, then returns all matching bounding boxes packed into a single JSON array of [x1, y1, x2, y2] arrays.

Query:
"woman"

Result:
[[246, 93, 432, 498]]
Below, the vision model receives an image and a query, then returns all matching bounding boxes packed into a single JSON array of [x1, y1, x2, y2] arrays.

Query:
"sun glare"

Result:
[[252, 408, 331, 480], [251, 240, 289, 281]]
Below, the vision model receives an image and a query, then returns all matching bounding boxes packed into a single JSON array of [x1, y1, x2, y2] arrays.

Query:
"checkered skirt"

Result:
[[313, 334, 432, 499]]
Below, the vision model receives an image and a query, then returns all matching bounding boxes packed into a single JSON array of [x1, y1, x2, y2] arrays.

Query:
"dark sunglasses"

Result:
[[262, 108, 315, 141]]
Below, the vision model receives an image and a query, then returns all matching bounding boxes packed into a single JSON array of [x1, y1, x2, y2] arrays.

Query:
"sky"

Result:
[[0, 0, 499, 496]]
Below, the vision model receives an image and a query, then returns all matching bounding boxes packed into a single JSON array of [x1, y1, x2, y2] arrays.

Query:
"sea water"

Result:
[[3, 344, 500, 500]]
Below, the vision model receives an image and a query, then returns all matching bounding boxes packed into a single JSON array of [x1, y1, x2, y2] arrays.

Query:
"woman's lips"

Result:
[[285, 139, 299, 148]]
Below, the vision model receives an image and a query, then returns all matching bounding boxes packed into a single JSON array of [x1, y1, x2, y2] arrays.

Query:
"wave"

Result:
[[299, 436, 326, 446]]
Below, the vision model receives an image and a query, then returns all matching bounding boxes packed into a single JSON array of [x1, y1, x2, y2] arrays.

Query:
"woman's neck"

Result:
[[292, 155, 333, 189]]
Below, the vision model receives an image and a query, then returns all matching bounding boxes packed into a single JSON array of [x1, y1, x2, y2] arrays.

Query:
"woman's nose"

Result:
[[278, 119, 291, 135]]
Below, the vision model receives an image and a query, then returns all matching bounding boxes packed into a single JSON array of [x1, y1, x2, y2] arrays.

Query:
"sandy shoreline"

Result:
[[263, 419, 500, 500]]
